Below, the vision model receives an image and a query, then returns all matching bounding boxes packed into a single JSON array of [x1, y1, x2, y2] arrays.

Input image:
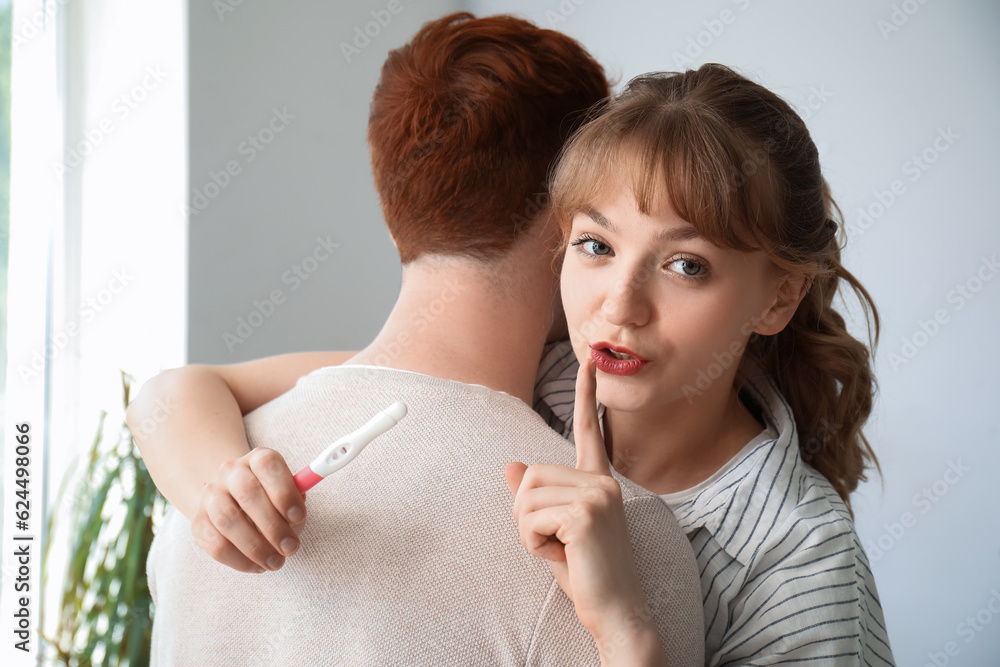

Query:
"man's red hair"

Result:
[[368, 12, 609, 264]]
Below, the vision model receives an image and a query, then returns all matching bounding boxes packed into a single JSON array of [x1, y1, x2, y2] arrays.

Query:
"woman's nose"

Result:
[[601, 266, 652, 327]]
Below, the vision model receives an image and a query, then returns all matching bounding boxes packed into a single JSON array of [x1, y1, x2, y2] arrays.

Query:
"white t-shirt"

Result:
[[533, 341, 895, 666]]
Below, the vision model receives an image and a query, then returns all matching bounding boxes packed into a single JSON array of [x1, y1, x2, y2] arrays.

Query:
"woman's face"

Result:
[[560, 184, 782, 413]]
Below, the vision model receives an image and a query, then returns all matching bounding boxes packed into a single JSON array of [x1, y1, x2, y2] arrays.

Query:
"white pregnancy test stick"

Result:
[[293, 401, 407, 492]]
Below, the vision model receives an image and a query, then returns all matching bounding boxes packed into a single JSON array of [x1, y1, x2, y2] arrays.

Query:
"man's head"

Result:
[[368, 12, 609, 266]]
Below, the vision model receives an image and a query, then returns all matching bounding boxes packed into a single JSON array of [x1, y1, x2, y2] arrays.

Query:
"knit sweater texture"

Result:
[[147, 365, 704, 666]]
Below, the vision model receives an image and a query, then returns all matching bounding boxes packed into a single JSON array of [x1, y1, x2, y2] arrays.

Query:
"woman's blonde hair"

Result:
[[550, 64, 880, 511]]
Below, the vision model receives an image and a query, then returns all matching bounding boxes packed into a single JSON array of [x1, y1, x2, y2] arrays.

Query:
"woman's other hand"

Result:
[[192, 448, 307, 573]]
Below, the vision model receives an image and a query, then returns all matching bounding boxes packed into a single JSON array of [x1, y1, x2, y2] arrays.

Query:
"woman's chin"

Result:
[[596, 377, 690, 415], [596, 386, 648, 413]]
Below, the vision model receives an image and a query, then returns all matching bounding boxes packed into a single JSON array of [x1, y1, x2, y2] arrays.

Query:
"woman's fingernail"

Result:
[[288, 506, 304, 524], [280, 537, 298, 555], [267, 555, 282, 570]]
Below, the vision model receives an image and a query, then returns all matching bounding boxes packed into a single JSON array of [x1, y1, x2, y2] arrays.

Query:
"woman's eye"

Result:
[[584, 240, 612, 256], [668, 258, 706, 277], [570, 236, 613, 257]]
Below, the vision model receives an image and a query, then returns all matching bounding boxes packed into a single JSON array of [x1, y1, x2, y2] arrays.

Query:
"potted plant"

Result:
[[40, 370, 167, 666]]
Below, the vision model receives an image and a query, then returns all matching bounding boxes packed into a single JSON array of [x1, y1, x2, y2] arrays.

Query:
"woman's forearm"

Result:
[[595, 613, 670, 667], [127, 365, 252, 519]]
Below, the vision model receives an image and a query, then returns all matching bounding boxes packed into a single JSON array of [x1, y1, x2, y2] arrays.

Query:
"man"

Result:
[[133, 13, 703, 665]]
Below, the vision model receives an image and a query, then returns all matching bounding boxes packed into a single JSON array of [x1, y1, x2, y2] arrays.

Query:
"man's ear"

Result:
[[752, 271, 812, 336]]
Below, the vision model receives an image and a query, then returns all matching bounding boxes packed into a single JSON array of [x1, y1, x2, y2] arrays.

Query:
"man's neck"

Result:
[[348, 259, 557, 405]]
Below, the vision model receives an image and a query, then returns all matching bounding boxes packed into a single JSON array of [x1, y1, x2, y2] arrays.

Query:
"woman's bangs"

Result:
[[641, 113, 765, 252], [554, 109, 766, 253]]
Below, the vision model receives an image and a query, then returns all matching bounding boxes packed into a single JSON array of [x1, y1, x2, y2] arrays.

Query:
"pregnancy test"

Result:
[[293, 401, 407, 492]]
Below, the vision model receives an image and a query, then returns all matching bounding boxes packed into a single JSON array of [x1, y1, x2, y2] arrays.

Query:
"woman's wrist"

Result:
[[591, 600, 668, 667], [594, 610, 668, 666]]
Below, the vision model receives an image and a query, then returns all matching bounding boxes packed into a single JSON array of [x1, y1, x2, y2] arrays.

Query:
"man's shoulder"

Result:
[[610, 477, 706, 665], [248, 364, 546, 425], [242, 365, 580, 472], [614, 472, 696, 559]]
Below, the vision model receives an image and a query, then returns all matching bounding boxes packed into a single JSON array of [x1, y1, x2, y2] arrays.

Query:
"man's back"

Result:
[[148, 365, 704, 665]]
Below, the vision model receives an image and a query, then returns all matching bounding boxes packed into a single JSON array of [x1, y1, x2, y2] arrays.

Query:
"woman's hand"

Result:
[[191, 448, 307, 573], [504, 358, 665, 662]]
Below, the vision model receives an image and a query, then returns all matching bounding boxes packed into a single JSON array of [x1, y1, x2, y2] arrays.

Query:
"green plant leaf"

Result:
[[43, 371, 167, 666]]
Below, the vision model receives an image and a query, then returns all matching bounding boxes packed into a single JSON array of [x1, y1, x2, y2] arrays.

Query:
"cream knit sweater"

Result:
[[147, 366, 704, 666]]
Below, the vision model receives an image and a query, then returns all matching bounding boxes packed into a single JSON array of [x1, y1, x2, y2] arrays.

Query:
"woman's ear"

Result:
[[752, 271, 811, 336]]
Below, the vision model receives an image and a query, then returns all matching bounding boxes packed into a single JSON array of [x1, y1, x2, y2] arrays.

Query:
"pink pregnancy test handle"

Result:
[[292, 401, 407, 494], [293, 466, 323, 493]]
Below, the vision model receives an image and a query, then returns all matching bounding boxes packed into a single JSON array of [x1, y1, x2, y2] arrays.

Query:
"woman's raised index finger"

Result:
[[573, 356, 612, 475]]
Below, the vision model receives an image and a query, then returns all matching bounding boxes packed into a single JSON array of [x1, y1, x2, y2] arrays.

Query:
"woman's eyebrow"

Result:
[[582, 207, 703, 244], [654, 226, 703, 244], [582, 207, 616, 233]]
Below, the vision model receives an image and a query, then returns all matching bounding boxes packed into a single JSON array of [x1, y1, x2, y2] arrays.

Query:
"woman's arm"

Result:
[[127, 351, 356, 515], [126, 351, 356, 570]]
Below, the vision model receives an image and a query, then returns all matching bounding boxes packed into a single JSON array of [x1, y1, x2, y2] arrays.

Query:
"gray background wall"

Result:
[[188, 0, 460, 361], [188, 1, 1000, 664]]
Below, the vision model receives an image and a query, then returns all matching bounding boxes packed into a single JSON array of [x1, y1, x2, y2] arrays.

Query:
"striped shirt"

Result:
[[533, 341, 895, 665]]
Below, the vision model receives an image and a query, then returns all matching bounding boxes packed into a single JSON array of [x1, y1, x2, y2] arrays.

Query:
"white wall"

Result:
[[466, 0, 999, 663], [187, 0, 460, 362]]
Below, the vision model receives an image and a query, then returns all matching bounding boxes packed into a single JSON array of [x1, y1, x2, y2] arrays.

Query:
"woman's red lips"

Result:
[[589, 342, 649, 376], [592, 342, 647, 361]]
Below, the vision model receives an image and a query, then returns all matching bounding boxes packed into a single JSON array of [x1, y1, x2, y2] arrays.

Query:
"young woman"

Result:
[[131, 65, 894, 664], [511, 64, 894, 664]]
